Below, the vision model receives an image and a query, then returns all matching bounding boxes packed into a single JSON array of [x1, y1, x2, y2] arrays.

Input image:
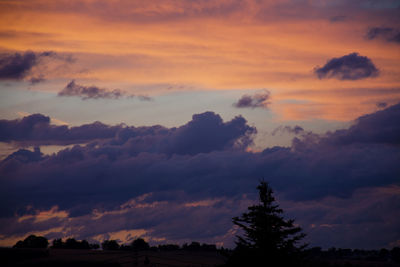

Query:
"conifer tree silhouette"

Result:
[[228, 181, 306, 266]]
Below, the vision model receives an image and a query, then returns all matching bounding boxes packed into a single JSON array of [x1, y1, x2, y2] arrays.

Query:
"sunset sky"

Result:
[[0, 0, 400, 249]]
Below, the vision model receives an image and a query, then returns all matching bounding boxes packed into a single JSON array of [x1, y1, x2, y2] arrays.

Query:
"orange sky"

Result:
[[1, 0, 399, 120]]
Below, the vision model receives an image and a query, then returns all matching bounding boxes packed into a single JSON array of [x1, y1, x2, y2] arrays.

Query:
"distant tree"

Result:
[[65, 238, 79, 249], [51, 238, 64, 248], [119, 244, 132, 251], [80, 240, 90, 249], [13, 235, 49, 249], [131, 238, 150, 251], [102, 240, 120, 250], [51, 238, 95, 249], [227, 181, 306, 266]]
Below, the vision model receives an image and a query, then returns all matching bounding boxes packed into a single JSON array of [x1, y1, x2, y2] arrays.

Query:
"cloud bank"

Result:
[[1, 104, 400, 249], [314, 53, 379, 80], [0, 113, 122, 145]]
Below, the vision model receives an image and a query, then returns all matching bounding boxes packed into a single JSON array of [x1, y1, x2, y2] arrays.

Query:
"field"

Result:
[[2, 248, 400, 267], [1, 248, 227, 267]]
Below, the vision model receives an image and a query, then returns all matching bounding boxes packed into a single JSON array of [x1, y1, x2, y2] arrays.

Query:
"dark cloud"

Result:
[[233, 90, 270, 109], [0, 111, 255, 152], [58, 80, 152, 101], [0, 51, 72, 83], [0, 104, 399, 248], [0, 113, 122, 145], [163, 112, 256, 155], [366, 27, 400, 43], [58, 80, 129, 100], [319, 102, 400, 145], [3, 147, 43, 163], [314, 53, 379, 80], [0, 51, 45, 80], [282, 186, 400, 249]]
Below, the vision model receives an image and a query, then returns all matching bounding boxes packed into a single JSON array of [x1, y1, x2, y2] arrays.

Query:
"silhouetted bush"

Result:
[[181, 242, 217, 252], [201, 243, 217, 251], [51, 238, 97, 249], [13, 235, 49, 249], [119, 244, 132, 251], [131, 238, 150, 251], [52, 238, 63, 248], [102, 240, 120, 250]]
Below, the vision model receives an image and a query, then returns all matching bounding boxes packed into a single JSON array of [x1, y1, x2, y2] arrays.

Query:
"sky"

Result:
[[0, 0, 399, 249]]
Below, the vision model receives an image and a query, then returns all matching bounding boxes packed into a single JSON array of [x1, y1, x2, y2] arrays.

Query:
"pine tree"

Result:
[[228, 181, 306, 266]]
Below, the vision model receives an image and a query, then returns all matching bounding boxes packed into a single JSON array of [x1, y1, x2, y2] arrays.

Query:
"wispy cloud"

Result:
[[366, 27, 400, 44], [58, 80, 152, 101], [271, 125, 304, 136], [233, 90, 270, 109]]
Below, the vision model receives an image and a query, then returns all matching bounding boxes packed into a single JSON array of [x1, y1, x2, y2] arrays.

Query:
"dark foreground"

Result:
[[2, 248, 400, 267], [1, 247, 226, 267]]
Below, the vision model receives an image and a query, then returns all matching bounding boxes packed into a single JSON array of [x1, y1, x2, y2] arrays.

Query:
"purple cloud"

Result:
[[366, 27, 400, 44], [0, 51, 48, 80], [318, 103, 400, 146], [1, 104, 400, 249], [59, 80, 142, 100], [0, 114, 121, 145], [314, 53, 379, 80], [233, 90, 270, 109], [0, 112, 255, 153]]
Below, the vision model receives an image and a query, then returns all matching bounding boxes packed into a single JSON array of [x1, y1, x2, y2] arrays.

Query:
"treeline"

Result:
[[51, 238, 100, 250], [12, 235, 220, 252], [102, 240, 219, 252]]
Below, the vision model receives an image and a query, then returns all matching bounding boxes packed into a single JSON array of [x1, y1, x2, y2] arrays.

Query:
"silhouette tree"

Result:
[[131, 238, 150, 251], [227, 181, 306, 266], [65, 238, 80, 249], [51, 238, 97, 249], [51, 238, 63, 248], [13, 235, 49, 249]]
